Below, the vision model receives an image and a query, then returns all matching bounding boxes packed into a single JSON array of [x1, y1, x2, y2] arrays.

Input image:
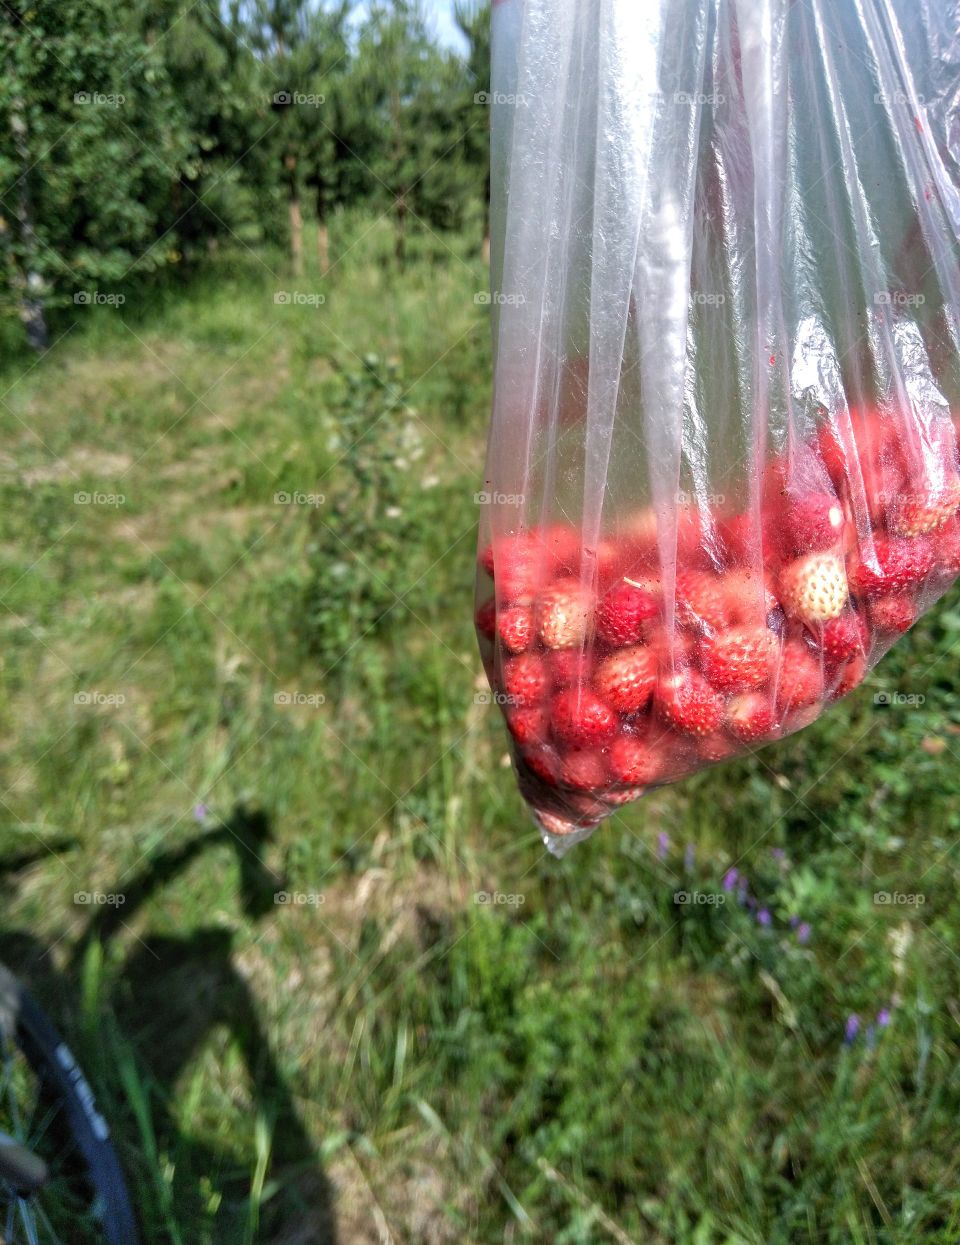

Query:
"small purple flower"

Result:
[[771, 848, 787, 862], [877, 1008, 892, 1029], [193, 803, 209, 822], [722, 868, 739, 892], [657, 832, 670, 860], [796, 922, 811, 945], [684, 843, 696, 873], [757, 907, 772, 927], [844, 1013, 860, 1043], [789, 915, 799, 928]]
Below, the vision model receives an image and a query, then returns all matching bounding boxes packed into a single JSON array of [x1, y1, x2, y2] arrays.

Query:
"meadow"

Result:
[[1, 214, 960, 1244]]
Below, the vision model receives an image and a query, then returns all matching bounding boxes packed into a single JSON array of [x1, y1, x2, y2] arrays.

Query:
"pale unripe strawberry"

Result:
[[888, 482, 960, 537], [778, 553, 847, 623], [535, 578, 594, 649]]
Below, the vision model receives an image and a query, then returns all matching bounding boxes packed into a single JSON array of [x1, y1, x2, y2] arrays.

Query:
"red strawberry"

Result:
[[775, 641, 824, 714], [698, 733, 739, 763], [717, 511, 761, 566], [848, 535, 934, 596], [535, 578, 594, 649], [727, 693, 778, 742], [537, 523, 581, 573], [602, 786, 646, 806], [501, 653, 549, 707], [608, 734, 663, 785], [548, 648, 592, 687], [932, 519, 960, 574], [776, 492, 844, 555], [675, 571, 732, 631], [699, 625, 777, 693], [480, 532, 544, 600], [870, 594, 916, 634], [498, 604, 534, 653], [506, 705, 548, 746], [721, 570, 780, 627], [831, 652, 868, 700], [595, 577, 659, 646], [889, 481, 960, 537], [594, 646, 657, 713], [657, 670, 725, 736], [519, 745, 560, 786], [475, 598, 496, 641], [649, 626, 696, 671], [818, 610, 869, 663], [778, 552, 848, 622], [559, 749, 607, 791], [551, 687, 618, 748]]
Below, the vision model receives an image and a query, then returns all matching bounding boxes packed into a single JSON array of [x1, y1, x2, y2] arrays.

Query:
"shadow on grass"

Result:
[[0, 805, 338, 1244]]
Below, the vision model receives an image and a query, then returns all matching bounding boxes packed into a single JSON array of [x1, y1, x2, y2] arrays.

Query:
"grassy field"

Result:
[[2, 214, 960, 1244]]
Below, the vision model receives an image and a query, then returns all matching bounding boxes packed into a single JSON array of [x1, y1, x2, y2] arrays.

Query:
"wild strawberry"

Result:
[[550, 687, 618, 748], [830, 652, 868, 700], [775, 641, 824, 714], [870, 594, 916, 634], [595, 577, 659, 646], [620, 507, 659, 564], [717, 511, 761, 566], [776, 491, 844, 555], [535, 809, 599, 837], [699, 625, 777, 693], [501, 653, 549, 707], [721, 570, 780, 627], [778, 552, 848, 622], [518, 745, 560, 786], [548, 648, 592, 687], [498, 604, 534, 653], [698, 733, 739, 763], [727, 693, 779, 742], [594, 646, 657, 713], [818, 610, 869, 663], [657, 670, 725, 736], [479, 532, 544, 600], [506, 705, 548, 746], [537, 523, 581, 573], [608, 734, 663, 785], [888, 481, 960, 536], [847, 535, 934, 596], [559, 749, 607, 791], [535, 578, 594, 649], [602, 786, 646, 806], [475, 598, 496, 641], [932, 519, 960, 574], [648, 626, 696, 671], [675, 570, 732, 631]]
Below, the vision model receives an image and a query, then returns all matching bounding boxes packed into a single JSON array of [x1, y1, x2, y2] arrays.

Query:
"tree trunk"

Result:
[[285, 152, 303, 278], [9, 100, 48, 351]]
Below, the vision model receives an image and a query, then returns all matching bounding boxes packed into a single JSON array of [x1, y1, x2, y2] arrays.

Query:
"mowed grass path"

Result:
[[1, 218, 960, 1244]]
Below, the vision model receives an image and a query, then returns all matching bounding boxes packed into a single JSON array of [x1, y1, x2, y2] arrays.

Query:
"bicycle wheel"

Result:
[[0, 964, 139, 1244]]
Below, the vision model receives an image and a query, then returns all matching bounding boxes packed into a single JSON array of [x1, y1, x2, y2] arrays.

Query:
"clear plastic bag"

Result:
[[475, 0, 960, 853]]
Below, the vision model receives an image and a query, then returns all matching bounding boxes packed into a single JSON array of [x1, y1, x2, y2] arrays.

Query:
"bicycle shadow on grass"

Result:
[[0, 806, 339, 1245]]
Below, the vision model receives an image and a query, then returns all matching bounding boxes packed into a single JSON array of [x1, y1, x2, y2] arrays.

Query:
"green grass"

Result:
[[2, 212, 960, 1244]]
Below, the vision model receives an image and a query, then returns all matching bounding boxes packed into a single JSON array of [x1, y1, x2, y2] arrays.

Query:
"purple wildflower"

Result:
[[193, 803, 209, 822], [757, 907, 772, 927], [796, 922, 811, 945], [722, 868, 739, 892], [657, 831, 670, 860], [844, 1013, 860, 1043], [877, 1008, 892, 1029]]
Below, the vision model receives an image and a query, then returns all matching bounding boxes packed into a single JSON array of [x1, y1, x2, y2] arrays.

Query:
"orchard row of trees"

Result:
[[0, 0, 490, 345]]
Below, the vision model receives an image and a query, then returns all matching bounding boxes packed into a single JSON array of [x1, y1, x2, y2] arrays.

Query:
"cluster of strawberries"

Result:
[[475, 407, 960, 834]]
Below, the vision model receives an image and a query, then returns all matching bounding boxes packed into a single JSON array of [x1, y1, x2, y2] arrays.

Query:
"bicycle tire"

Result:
[[0, 964, 140, 1245]]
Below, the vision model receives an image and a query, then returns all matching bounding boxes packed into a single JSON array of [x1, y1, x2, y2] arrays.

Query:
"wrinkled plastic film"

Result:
[[477, 0, 960, 853]]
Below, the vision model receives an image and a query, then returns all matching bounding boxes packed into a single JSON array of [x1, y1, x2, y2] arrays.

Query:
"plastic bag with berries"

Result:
[[475, 0, 960, 853]]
